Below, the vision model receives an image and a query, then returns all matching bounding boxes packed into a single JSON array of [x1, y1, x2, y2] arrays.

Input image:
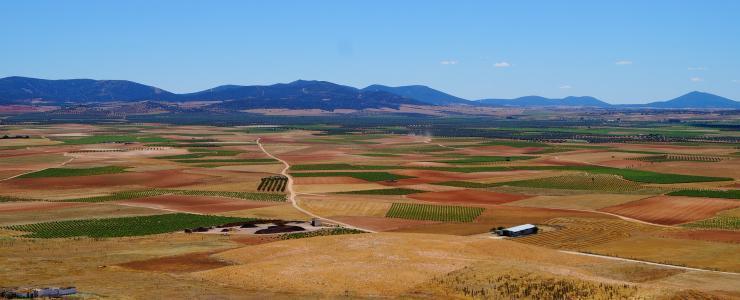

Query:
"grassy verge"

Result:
[[279, 228, 365, 240]]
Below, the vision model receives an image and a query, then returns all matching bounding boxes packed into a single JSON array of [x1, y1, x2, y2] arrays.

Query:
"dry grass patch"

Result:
[[300, 198, 391, 218], [218, 204, 310, 220], [0, 203, 166, 226]]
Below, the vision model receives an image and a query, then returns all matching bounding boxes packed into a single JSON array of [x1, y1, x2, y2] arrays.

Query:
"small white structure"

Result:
[[497, 224, 538, 237], [311, 218, 322, 227]]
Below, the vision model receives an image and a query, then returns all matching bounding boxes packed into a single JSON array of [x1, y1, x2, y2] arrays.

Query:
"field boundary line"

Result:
[[559, 250, 740, 275], [256, 138, 378, 233], [0, 155, 75, 182]]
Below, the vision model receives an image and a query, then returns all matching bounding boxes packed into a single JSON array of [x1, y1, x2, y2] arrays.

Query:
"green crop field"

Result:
[[5, 213, 255, 238], [155, 148, 242, 160], [682, 216, 740, 230], [172, 158, 277, 164], [496, 174, 644, 192], [475, 139, 550, 148], [436, 155, 535, 164], [667, 190, 740, 199], [628, 154, 723, 162], [291, 171, 414, 182], [337, 188, 424, 195], [65, 189, 287, 203], [18, 166, 127, 178], [385, 203, 485, 222]]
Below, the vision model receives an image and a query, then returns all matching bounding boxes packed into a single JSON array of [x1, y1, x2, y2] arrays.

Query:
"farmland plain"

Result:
[[0, 122, 738, 298]]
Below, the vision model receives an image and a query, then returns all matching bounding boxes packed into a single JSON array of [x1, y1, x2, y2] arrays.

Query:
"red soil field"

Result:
[[119, 251, 231, 273], [600, 196, 740, 225], [380, 169, 501, 186], [117, 195, 277, 214], [330, 215, 440, 232], [409, 189, 530, 205], [0, 201, 87, 213], [293, 176, 368, 184], [5, 169, 213, 190], [659, 230, 740, 244]]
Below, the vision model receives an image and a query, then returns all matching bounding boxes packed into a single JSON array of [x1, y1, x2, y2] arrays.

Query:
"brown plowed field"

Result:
[[409, 189, 530, 205], [380, 169, 499, 185], [330, 216, 440, 232], [117, 195, 277, 214], [6, 169, 213, 190], [659, 230, 740, 244], [119, 251, 231, 273], [0, 201, 86, 213], [600, 196, 740, 225]]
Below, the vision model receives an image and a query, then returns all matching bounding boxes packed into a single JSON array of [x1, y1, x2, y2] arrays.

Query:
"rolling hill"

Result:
[[477, 96, 612, 107], [361, 84, 473, 105], [0, 76, 178, 103], [636, 91, 740, 109]]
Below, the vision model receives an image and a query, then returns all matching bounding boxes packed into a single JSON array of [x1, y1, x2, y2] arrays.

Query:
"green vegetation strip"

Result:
[[667, 190, 740, 199], [18, 166, 127, 178], [493, 174, 644, 192], [279, 228, 365, 240], [291, 172, 413, 182], [385, 203, 484, 222], [172, 158, 277, 164], [682, 216, 740, 230], [65, 189, 287, 203], [155, 149, 242, 159], [5, 213, 255, 238], [337, 188, 425, 195]]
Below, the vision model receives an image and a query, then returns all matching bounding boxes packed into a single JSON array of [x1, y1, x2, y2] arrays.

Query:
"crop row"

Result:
[[682, 216, 740, 230], [628, 154, 724, 162], [258, 176, 288, 192], [385, 203, 484, 222], [5, 213, 255, 238]]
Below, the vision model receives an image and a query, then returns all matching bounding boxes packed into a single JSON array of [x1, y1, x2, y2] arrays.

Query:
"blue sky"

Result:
[[1, 1, 738, 103]]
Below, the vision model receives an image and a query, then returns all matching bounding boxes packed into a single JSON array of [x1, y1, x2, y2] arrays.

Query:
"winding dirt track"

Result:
[[256, 138, 377, 233]]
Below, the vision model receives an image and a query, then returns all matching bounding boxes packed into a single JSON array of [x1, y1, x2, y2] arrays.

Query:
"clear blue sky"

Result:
[[1, 1, 738, 103]]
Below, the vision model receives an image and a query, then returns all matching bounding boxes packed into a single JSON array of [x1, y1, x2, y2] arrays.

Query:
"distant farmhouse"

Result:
[[496, 224, 538, 237]]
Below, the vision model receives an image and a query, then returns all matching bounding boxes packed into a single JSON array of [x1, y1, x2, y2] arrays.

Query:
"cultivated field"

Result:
[[0, 122, 738, 298]]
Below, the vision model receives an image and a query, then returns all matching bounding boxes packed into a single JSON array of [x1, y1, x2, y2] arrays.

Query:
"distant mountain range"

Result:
[[1, 76, 738, 110]]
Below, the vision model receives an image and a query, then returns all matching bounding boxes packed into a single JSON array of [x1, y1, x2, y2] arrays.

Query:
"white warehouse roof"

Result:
[[504, 224, 536, 232]]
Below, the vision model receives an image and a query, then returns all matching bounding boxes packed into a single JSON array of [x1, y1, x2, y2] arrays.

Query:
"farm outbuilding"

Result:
[[497, 224, 538, 237]]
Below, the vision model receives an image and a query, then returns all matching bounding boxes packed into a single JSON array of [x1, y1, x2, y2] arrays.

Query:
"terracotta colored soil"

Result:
[[119, 251, 231, 273], [0, 201, 87, 213], [659, 230, 740, 244], [6, 169, 213, 190], [600, 196, 740, 225], [330, 215, 440, 232], [293, 176, 368, 184], [117, 195, 276, 214], [409, 189, 531, 205]]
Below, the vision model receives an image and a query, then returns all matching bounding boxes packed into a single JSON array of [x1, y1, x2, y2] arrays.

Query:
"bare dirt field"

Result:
[[506, 193, 651, 211], [475, 205, 611, 227], [409, 189, 530, 205], [600, 196, 740, 225], [119, 251, 231, 273], [4, 169, 214, 190], [0, 201, 85, 213]]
